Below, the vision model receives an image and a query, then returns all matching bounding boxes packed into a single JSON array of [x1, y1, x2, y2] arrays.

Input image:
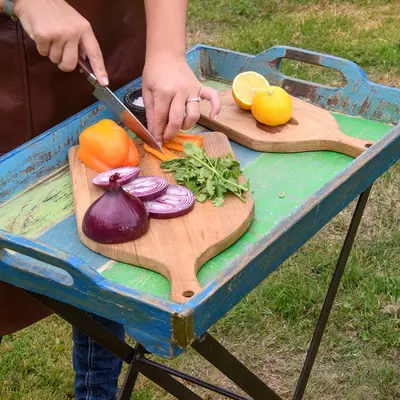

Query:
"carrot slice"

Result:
[[176, 132, 204, 141], [143, 143, 178, 161], [163, 141, 184, 152], [169, 136, 204, 147], [162, 147, 179, 160]]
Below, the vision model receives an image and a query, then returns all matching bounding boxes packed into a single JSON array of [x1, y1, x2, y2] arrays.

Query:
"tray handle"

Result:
[[0, 230, 104, 290], [254, 45, 369, 92]]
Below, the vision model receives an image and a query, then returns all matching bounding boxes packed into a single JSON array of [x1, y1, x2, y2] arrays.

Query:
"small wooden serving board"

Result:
[[68, 132, 254, 303], [199, 89, 374, 157]]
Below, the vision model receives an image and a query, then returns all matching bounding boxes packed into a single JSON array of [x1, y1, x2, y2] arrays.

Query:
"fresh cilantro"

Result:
[[160, 141, 250, 207]]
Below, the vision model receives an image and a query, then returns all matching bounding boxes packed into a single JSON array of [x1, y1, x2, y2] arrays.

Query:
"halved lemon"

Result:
[[232, 71, 270, 110]]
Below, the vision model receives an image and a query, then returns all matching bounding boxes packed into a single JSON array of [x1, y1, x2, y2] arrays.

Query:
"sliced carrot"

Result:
[[162, 146, 179, 160], [143, 143, 178, 161], [164, 138, 203, 152], [169, 136, 204, 147], [176, 132, 204, 141], [163, 141, 184, 152]]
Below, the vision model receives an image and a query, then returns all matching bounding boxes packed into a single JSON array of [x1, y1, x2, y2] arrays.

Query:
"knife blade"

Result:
[[78, 56, 164, 153]]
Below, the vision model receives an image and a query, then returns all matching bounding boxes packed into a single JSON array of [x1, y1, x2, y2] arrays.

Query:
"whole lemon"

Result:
[[251, 86, 292, 126]]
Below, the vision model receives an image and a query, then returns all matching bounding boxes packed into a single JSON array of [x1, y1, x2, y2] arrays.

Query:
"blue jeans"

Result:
[[72, 313, 125, 400], [1, 314, 124, 400]]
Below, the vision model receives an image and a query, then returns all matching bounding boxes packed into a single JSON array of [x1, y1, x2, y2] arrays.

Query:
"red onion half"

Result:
[[144, 184, 195, 219], [92, 166, 140, 188], [83, 175, 149, 244], [122, 176, 169, 201]]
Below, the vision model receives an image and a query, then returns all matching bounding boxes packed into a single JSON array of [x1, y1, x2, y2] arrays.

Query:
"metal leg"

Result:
[[139, 361, 203, 400], [193, 332, 281, 400], [22, 185, 372, 400], [117, 343, 143, 400], [26, 291, 134, 363], [24, 291, 203, 399], [138, 356, 251, 400], [293, 186, 372, 400]]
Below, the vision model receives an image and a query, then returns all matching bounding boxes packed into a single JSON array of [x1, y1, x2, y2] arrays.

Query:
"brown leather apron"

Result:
[[0, 0, 146, 335]]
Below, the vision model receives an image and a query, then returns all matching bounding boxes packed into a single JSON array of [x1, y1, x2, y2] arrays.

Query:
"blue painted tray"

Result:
[[0, 45, 399, 358]]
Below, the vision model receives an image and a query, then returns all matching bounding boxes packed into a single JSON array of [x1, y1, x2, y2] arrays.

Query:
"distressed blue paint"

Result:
[[125, 326, 185, 359], [38, 214, 110, 271], [0, 229, 179, 357], [201, 45, 400, 125], [0, 45, 399, 358], [185, 124, 400, 336]]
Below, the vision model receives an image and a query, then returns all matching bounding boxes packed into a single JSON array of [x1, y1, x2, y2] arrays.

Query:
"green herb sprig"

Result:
[[160, 141, 249, 207]]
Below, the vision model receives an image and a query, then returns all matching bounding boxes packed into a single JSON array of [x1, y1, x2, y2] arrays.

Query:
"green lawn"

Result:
[[1, 1, 399, 399]]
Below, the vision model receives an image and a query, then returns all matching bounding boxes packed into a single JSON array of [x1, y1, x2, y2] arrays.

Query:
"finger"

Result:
[[152, 90, 173, 142], [58, 39, 79, 72], [49, 39, 66, 65], [81, 27, 108, 86], [181, 99, 201, 131], [164, 94, 185, 141], [33, 28, 52, 57], [199, 86, 221, 120], [142, 86, 154, 134], [36, 38, 52, 57], [78, 43, 87, 60]]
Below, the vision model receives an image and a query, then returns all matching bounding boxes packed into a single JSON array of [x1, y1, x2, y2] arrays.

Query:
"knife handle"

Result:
[[78, 56, 97, 85]]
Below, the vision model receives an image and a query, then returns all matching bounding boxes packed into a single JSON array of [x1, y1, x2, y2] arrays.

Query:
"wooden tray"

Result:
[[68, 132, 254, 303], [199, 89, 374, 157]]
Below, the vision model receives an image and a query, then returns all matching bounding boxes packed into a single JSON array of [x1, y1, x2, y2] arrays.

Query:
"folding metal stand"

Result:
[[25, 187, 372, 400]]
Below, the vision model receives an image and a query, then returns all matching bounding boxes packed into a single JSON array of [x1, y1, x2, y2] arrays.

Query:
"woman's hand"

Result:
[[14, 0, 108, 85], [142, 54, 221, 142]]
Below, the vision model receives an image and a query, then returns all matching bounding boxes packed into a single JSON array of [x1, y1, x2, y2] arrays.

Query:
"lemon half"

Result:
[[232, 71, 270, 110]]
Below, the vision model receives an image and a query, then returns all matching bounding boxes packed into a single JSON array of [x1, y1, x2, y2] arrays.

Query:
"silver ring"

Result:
[[186, 97, 201, 103]]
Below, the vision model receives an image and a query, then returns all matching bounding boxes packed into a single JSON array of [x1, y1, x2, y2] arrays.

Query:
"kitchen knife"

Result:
[[78, 56, 164, 153]]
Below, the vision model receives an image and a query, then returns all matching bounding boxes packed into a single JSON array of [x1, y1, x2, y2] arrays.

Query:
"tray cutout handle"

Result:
[[0, 230, 104, 290], [254, 46, 369, 91]]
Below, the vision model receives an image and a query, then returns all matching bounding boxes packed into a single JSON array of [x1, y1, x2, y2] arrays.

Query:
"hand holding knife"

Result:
[[77, 56, 164, 153]]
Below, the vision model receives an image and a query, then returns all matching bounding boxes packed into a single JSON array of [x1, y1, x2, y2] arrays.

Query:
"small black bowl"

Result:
[[124, 87, 147, 128]]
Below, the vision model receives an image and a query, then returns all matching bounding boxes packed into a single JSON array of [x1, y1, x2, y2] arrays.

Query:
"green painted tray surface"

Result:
[[0, 80, 392, 301], [102, 113, 390, 299]]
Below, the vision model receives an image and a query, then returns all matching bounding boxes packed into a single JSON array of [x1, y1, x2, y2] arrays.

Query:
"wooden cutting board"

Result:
[[68, 132, 254, 304], [199, 89, 374, 157]]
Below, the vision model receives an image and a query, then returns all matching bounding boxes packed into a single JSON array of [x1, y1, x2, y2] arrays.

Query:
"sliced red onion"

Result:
[[83, 184, 149, 244], [144, 184, 195, 219], [122, 176, 169, 201], [92, 166, 140, 188]]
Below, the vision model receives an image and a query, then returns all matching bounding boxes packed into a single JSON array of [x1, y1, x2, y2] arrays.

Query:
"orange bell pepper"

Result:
[[78, 119, 139, 172]]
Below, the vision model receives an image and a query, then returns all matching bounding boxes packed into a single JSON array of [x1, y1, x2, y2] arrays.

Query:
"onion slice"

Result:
[[122, 176, 169, 201], [92, 166, 140, 188], [144, 184, 195, 219]]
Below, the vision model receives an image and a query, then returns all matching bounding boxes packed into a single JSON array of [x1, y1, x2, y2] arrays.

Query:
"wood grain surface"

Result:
[[68, 132, 254, 303], [199, 89, 374, 157]]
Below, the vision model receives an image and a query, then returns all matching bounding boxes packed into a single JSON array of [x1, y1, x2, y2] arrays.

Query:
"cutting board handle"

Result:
[[169, 263, 202, 304], [325, 133, 375, 158]]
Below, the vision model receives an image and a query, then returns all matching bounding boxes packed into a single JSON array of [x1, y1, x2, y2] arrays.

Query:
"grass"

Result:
[[1, 0, 399, 399]]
